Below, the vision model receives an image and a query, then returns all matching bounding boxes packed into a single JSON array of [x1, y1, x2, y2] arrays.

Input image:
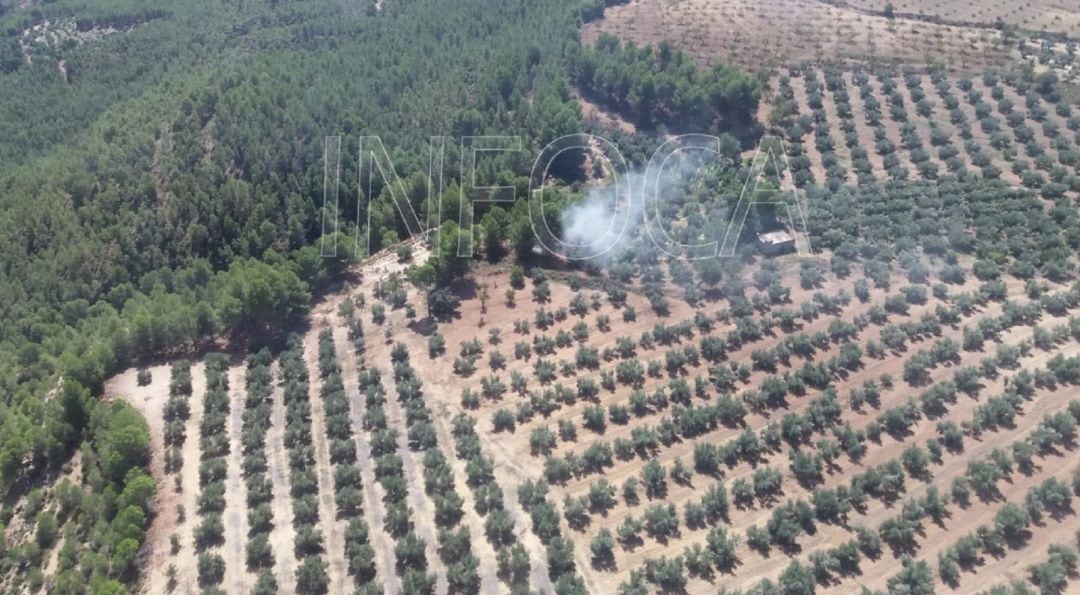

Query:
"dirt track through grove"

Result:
[[266, 362, 298, 592], [223, 364, 254, 592]]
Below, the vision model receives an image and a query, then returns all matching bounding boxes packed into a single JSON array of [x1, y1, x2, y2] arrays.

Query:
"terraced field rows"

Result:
[[362, 250, 1080, 593], [773, 65, 1080, 199]]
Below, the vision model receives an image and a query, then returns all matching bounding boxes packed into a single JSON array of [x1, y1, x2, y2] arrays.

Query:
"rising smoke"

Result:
[[559, 170, 645, 262], [559, 156, 701, 262]]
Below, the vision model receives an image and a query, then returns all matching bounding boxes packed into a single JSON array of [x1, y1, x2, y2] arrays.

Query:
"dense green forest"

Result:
[[1, 0, 579, 477], [571, 34, 763, 133]]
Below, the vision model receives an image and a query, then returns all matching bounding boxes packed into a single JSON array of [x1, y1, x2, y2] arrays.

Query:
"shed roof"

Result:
[[758, 230, 795, 245]]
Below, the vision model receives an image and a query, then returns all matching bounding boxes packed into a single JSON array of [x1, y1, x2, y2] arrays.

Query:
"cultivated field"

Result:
[[833, 0, 1080, 38], [581, 0, 1020, 71], [761, 64, 1080, 199], [96, 7, 1080, 595], [108, 220, 1080, 594]]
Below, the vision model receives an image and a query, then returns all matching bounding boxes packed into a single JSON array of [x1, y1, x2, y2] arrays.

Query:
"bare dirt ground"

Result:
[[105, 365, 173, 592], [577, 94, 637, 135], [223, 364, 254, 592], [831, 0, 1080, 38], [581, 0, 1015, 71], [266, 362, 298, 592]]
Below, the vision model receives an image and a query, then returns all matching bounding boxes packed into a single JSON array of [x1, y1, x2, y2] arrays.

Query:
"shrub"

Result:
[[197, 553, 226, 586]]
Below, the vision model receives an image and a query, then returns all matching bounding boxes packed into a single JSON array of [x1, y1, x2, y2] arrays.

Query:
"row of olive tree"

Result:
[[389, 342, 481, 592], [315, 329, 379, 593], [240, 350, 280, 594], [162, 361, 192, 476], [279, 337, 331, 593], [450, 413, 536, 587], [194, 354, 230, 589]]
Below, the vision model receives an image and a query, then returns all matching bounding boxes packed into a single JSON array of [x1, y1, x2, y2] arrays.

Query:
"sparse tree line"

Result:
[[390, 341, 482, 593], [802, 66, 850, 189], [772, 73, 816, 188], [315, 330, 379, 594], [855, 68, 915, 182], [822, 65, 878, 186], [240, 350, 280, 594], [356, 353, 452, 592], [194, 354, 230, 590], [879, 70, 942, 181], [1019, 541, 1080, 595], [279, 337, 330, 594], [515, 479, 588, 594], [901, 70, 968, 178], [928, 68, 995, 176], [450, 413, 539, 591], [937, 477, 1073, 587], [961, 74, 1019, 182], [775, 65, 850, 190], [163, 361, 192, 475], [354, 366, 427, 588]]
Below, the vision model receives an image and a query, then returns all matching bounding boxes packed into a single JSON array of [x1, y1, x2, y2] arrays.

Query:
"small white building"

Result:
[[757, 230, 795, 255]]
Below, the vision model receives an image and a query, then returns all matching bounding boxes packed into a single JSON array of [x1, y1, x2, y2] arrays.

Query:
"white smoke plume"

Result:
[[559, 170, 645, 262], [559, 157, 699, 263]]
